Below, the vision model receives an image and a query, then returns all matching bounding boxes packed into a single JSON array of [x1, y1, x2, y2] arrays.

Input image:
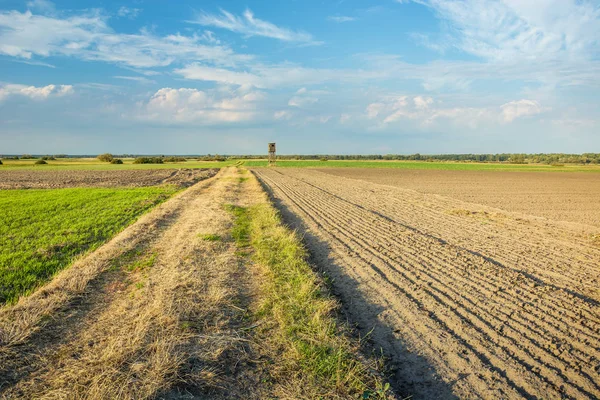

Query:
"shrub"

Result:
[[21, 154, 34, 159], [163, 156, 187, 162], [0, 159, 3, 165], [35, 159, 47, 165], [97, 153, 114, 162], [133, 157, 164, 164], [111, 159, 124, 164], [41, 156, 56, 161], [320, 157, 328, 162], [199, 155, 226, 162]]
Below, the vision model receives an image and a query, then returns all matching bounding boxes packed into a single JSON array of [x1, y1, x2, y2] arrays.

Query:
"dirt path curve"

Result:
[[0, 167, 268, 399], [254, 168, 600, 400]]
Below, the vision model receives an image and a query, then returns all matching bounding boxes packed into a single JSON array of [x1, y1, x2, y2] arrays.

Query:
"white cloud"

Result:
[[137, 87, 265, 124], [366, 95, 545, 128], [174, 63, 377, 88], [500, 99, 543, 123], [288, 96, 318, 107], [0, 83, 73, 101], [117, 7, 141, 19], [26, 0, 55, 14], [340, 113, 351, 123], [174, 65, 262, 87], [191, 9, 321, 45], [366, 103, 385, 119], [412, 0, 600, 63], [274, 110, 293, 120], [328, 16, 356, 23], [113, 76, 156, 84], [0, 10, 250, 69], [414, 95, 433, 109], [306, 115, 332, 124]]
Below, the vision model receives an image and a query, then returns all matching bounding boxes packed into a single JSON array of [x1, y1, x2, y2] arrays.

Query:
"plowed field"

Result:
[[0, 168, 218, 189], [316, 168, 600, 227], [254, 168, 600, 400]]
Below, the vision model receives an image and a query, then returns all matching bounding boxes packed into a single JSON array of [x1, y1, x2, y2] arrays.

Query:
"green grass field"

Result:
[[2, 158, 599, 172], [243, 159, 600, 172], [0, 186, 179, 304]]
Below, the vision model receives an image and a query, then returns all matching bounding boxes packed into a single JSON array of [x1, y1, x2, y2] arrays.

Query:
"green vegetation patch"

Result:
[[242, 159, 600, 172], [227, 202, 387, 398], [0, 186, 178, 304], [199, 233, 222, 242]]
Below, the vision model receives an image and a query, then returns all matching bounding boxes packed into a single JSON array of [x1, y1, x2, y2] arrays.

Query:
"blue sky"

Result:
[[0, 0, 599, 155]]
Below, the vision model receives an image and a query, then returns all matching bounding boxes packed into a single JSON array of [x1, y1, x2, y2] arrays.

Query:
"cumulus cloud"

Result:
[[137, 87, 265, 124], [191, 9, 321, 45], [500, 99, 543, 123], [366, 95, 545, 128], [0, 83, 73, 101]]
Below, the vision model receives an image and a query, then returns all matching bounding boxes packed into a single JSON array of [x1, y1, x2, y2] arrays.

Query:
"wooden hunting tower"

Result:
[[268, 142, 276, 166]]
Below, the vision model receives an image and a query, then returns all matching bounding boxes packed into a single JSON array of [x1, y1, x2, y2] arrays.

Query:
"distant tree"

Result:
[[133, 157, 163, 164], [97, 153, 114, 162]]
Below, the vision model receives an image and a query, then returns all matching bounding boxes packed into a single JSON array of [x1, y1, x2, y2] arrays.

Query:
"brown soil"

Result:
[[315, 168, 600, 227], [0, 168, 270, 399], [0, 168, 218, 189], [254, 168, 600, 400]]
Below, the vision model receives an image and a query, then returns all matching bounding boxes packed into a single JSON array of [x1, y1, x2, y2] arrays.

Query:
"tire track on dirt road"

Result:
[[0, 168, 269, 399], [254, 168, 600, 400]]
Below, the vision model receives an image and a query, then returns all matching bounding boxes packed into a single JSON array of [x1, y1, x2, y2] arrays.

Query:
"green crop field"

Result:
[[243, 159, 600, 172], [0, 186, 179, 304], [2, 157, 599, 172]]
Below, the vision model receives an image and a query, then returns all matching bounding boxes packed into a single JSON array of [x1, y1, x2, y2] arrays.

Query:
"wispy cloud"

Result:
[[113, 76, 156, 84], [26, 0, 55, 14], [328, 15, 356, 23], [410, 0, 600, 63], [191, 9, 322, 45], [117, 6, 141, 19], [0, 10, 251, 69]]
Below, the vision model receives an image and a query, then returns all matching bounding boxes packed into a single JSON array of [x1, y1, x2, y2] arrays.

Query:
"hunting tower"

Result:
[[268, 142, 276, 166]]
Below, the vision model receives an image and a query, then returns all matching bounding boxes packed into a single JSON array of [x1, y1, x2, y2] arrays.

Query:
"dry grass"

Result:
[[1, 168, 390, 399], [231, 174, 391, 399]]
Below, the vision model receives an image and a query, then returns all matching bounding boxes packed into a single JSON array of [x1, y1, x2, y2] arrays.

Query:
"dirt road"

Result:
[[0, 168, 267, 399], [254, 168, 600, 400]]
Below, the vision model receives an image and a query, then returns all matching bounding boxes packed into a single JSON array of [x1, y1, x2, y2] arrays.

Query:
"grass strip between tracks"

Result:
[[225, 199, 391, 398]]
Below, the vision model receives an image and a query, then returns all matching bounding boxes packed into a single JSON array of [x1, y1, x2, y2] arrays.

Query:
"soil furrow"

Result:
[[265, 173, 598, 397], [254, 168, 600, 400]]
